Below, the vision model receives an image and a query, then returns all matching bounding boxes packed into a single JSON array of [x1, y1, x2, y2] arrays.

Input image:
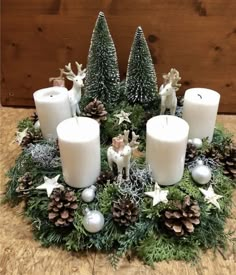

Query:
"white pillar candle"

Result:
[[146, 115, 189, 186], [182, 88, 220, 142], [33, 87, 71, 139], [57, 117, 100, 188]]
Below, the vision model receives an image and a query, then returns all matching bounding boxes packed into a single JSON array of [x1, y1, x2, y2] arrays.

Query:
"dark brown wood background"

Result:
[[1, 0, 236, 113]]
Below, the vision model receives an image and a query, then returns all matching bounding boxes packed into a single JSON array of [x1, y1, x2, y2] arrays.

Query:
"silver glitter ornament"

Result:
[[82, 208, 104, 233], [192, 138, 203, 149], [34, 120, 40, 130], [191, 160, 212, 184], [81, 185, 96, 203]]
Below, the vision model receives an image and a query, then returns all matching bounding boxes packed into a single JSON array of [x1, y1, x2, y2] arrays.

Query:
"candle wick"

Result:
[[197, 94, 202, 99], [166, 117, 168, 125]]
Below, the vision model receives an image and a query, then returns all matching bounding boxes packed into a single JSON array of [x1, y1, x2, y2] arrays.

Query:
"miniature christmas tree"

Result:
[[125, 27, 158, 105], [85, 12, 120, 105]]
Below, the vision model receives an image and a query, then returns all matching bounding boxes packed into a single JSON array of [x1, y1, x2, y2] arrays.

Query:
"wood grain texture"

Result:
[[1, 0, 236, 113], [0, 107, 236, 274]]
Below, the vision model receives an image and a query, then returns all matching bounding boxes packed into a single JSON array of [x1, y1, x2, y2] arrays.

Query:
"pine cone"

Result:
[[84, 99, 108, 123], [112, 198, 138, 227], [220, 144, 236, 179], [204, 146, 221, 164], [16, 172, 33, 195], [30, 112, 38, 124], [21, 131, 43, 147], [185, 143, 198, 165], [97, 171, 115, 185], [48, 189, 78, 227], [163, 196, 200, 236]]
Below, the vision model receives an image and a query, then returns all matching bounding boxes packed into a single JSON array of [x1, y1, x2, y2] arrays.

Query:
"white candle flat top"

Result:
[[147, 115, 189, 142], [33, 87, 68, 102], [184, 88, 220, 105], [57, 117, 99, 143]]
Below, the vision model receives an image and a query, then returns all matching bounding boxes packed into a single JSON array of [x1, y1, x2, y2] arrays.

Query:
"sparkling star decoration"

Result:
[[36, 175, 64, 197], [145, 182, 169, 206], [199, 185, 223, 209], [15, 128, 28, 145], [114, 110, 131, 125]]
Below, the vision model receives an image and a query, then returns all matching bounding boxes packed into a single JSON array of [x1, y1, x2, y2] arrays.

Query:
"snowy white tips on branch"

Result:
[[85, 11, 120, 104], [125, 26, 158, 105], [137, 26, 143, 31]]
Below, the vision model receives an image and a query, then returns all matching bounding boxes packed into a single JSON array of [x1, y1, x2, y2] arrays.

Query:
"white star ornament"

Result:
[[145, 182, 169, 206], [114, 110, 131, 125], [36, 175, 64, 197], [199, 185, 223, 209]]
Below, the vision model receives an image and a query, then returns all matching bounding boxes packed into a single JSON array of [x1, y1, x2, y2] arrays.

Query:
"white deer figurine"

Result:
[[159, 68, 181, 115], [63, 62, 86, 116], [107, 130, 139, 182]]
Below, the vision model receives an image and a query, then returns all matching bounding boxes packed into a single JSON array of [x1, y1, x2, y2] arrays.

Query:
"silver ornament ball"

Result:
[[191, 160, 212, 184], [192, 138, 203, 149], [82, 208, 104, 233], [34, 120, 40, 130], [81, 185, 96, 203], [188, 139, 193, 144]]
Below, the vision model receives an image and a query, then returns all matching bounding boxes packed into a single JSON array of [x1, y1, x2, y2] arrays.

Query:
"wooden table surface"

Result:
[[0, 107, 235, 275]]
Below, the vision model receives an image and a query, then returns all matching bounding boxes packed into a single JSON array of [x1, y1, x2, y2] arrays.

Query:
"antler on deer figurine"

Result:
[[49, 68, 65, 87], [63, 62, 86, 117], [107, 130, 139, 182], [159, 68, 181, 115]]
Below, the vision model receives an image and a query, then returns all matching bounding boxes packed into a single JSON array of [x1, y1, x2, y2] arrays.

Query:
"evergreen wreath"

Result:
[[3, 116, 236, 268]]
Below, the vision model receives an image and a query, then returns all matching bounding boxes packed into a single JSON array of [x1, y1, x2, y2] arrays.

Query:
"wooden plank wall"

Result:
[[1, 0, 236, 113]]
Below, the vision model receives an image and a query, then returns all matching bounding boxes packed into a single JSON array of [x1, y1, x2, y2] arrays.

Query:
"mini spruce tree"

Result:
[[125, 27, 158, 105], [85, 12, 120, 105]]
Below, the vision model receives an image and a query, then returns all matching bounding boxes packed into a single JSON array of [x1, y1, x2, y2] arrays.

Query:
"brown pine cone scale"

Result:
[[220, 144, 236, 180], [204, 146, 221, 164], [185, 143, 198, 165], [163, 196, 200, 236], [16, 172, 33, 195], [112, 198, 138, 227], [48, 189, 78, 227], [84, 99, 108, 123], [97, 171, 115, 185]]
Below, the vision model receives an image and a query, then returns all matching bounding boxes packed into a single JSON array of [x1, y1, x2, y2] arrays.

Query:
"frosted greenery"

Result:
[[125, 27, 158, 105], [85, 12, 120, 105]]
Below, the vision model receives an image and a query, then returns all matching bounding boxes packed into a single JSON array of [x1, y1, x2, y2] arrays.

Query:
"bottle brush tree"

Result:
[[125, 27, 158, 105], [85, 12, 120, 106]]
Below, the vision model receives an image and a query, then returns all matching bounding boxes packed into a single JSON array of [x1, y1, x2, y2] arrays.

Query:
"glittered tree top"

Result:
[[85, 12, 120, 105], [125, 27, 158, 105]]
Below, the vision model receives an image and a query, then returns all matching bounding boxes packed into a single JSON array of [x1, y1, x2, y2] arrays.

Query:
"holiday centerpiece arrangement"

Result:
[[4, 12, 236, 268]]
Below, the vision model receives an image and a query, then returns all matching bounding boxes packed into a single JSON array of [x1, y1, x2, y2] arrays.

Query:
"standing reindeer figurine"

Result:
[[63, 62, 86, 116], [159, 68, 181, 115], [107, 130, 139, 182]]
